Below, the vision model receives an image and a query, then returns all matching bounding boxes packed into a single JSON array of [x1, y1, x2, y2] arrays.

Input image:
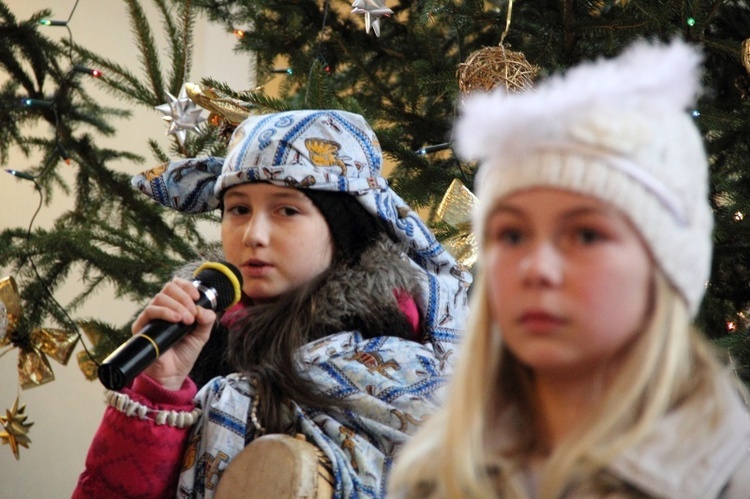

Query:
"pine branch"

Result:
[[69, 43, 161, 106], [124, 0, 166, 102]]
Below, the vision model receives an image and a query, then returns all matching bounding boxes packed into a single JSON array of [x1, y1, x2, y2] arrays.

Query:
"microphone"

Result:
[[98, 261, 243, 391]]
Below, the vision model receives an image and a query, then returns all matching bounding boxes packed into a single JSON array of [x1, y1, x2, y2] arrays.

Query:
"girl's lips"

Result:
[[518, 311, 567, 333], [242, 259, 273, 277]]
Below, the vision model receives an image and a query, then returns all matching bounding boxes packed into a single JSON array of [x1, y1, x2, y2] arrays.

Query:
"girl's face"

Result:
[[221, 183, 334, 303], [485, 188, 653, 378]]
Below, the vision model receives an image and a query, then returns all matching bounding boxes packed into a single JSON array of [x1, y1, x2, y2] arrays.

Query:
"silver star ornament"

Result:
[[154, 84, 207, 146], [351, 0, 393, 37]]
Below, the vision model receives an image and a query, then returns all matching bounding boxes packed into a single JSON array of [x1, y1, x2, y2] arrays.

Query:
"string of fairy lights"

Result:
[[3, 0, 104, 383]]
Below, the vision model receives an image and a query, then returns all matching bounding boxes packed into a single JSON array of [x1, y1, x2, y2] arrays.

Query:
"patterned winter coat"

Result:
[[178, 237, 466, 499]]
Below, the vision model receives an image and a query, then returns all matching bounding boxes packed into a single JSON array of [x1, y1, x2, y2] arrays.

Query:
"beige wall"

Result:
[[0, 1, 251, 496]]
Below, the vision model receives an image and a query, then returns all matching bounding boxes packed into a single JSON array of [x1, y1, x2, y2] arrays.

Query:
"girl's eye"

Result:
[[501, 229, 524, 245], [490, 227, 524, 245], [225, 205, 249, 216], [574, 227, 604, 244], [279, 206, 301, 217]]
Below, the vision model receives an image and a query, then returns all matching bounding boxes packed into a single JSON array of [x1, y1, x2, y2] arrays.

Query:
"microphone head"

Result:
[[193, 261, 244, 311]]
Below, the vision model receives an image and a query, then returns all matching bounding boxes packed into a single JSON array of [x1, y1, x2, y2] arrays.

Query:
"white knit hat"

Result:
[[455, 39, 713, 316]]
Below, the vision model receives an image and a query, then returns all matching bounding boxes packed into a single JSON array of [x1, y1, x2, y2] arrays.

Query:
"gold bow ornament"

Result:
[[435, 179, 478, 268], [0, 276, 79, 389]]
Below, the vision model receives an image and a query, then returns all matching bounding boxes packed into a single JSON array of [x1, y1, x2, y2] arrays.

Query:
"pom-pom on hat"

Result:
[[456, 39, 713, 316]]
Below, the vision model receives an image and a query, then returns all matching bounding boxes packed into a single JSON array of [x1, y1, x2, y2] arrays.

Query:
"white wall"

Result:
[[0, 1, 250, 497]]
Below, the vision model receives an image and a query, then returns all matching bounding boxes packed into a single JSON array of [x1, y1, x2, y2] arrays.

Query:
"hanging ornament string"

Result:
[[500, 0, 514, 45]]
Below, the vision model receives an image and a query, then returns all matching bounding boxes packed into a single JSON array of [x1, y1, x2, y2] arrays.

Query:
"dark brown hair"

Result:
[[192, 189, 412, 434]]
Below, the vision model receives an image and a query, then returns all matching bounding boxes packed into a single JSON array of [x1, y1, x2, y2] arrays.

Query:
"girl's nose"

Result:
[[519, 242, 563, 287], [242, 215, 270, 248]]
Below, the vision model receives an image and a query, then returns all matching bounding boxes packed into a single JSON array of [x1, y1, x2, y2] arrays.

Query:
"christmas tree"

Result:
[[1, 0, 750, 390]]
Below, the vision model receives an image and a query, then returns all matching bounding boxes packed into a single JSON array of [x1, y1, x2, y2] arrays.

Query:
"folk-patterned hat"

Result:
[[132, 109, 471, 341], [456, 39, 713, 316], [132, 110, 389, 213]]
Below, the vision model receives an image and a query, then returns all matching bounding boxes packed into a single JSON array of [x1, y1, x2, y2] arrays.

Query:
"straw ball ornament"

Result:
[[742, 38, 750, 74], [457, 44, 538, 95]]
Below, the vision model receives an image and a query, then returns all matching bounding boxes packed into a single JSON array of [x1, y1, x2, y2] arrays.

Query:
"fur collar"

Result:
[[189, 235, 424, 388], [242, 234, 424, 341]]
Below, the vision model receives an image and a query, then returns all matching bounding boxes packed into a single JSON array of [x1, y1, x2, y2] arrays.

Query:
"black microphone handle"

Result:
[[98, 293, 212, 391]]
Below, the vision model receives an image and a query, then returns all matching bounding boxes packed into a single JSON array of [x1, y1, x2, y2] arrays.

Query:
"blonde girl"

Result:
[[389, 40, 750, 498]]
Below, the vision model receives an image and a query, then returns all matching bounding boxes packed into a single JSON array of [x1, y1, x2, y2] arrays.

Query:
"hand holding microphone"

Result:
[[98, 261, 243, 391]]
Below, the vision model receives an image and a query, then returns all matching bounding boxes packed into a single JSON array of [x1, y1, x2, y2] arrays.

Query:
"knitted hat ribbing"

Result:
[[456, 39, 713, 316]]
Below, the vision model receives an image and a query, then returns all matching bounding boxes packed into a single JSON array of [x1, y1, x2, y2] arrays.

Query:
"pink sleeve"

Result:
[[394, 289, 422, 340], [72, 375, 198, 499]]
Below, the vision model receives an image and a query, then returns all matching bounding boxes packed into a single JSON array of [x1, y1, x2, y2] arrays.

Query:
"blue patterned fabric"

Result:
[[132, 110, 390, 213], [132, 110, 471, 498], [178, 334, 455, 499]]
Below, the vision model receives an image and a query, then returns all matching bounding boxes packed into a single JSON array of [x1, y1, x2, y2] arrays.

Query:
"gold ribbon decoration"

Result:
[[18, 328, 79, 390], [0, 277, 22, 348], [742, 39, 750, 75], [0, 396, 33, 460], [184, 82, 254, 126], [76, 320, 109, 381], [435, 179, 479, 268], [0, 276, 79, 389]]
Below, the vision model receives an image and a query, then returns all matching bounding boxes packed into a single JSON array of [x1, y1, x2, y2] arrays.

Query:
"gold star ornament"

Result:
[[0, 396, 33, 460]]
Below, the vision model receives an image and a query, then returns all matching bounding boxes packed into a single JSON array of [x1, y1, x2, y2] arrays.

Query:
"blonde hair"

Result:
[[389, 271, 728, 498]]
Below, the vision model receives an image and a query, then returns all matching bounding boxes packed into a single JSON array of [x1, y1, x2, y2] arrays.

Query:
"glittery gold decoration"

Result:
[[0, 277, 22, 347], [435, 179, 479, 268], [76, 320, 109, 381], [0, 396, 33, 460], [18, 349, 55, 390], [16, 328, 79, 389], [185, 82, 254, 126], [77, 350, 99, 381], [0, 275, 79, 389], [31, 328, 78, 365], [742, 39, 750, 74]]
